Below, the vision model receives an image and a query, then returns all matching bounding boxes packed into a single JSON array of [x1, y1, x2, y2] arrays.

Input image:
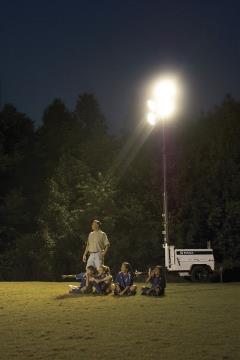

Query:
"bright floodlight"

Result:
[[147, 78, 177, 124], [154, 79, 176, 99]]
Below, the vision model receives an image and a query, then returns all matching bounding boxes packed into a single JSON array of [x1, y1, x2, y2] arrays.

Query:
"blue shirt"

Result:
[[116, 272, 133, 288], [97, 273, 107, 280], [75, 272, 86, 288], [150, 275, 164, 288]]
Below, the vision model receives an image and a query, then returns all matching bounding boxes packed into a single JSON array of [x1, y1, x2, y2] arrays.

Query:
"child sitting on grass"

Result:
[[61, 271, 86, 293], [62, 266, 97, 294], [141, 265, 166, 296], [111, 262, 137, 296], [89, 265, 113, 295]]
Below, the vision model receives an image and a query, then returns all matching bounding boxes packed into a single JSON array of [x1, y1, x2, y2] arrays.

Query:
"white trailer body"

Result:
[[164, 244, 215, 281]]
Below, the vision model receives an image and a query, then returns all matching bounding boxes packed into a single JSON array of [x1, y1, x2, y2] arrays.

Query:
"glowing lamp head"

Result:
[[154, 79, 176, 118], [156, 98, 175, 118], [154, 79, 177, 99], [146, 78, 177, 124]]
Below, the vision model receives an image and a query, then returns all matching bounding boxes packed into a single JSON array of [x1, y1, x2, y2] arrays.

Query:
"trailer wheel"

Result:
[[191, 266, 210, 282]]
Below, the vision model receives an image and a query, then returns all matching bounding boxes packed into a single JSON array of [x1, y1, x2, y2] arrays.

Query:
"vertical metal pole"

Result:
[[219, 266, 223, 283], [162, 119, 170, 268], [0, 80, 2, 110]]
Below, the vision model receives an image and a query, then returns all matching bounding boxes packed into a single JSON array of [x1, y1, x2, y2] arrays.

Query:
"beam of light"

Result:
[[106, 118, 154, 185]]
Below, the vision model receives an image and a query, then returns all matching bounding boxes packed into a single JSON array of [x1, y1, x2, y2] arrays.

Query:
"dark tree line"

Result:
[[0, 94, 239, 280]]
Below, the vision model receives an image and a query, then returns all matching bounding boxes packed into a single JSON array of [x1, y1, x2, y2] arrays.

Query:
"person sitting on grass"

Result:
[[141, 265, 166, 296], [141, 267, 155, 294], [111, 262, 137, 296], [89, 265, 113, 295], [61, 271, 86, 293], [63, 265, 97, 294]]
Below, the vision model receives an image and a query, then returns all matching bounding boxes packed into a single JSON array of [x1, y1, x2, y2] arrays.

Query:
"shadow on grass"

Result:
[[55, 292, 166, 301], [55, 285, 224, 300], [55, 293, 96, 300]]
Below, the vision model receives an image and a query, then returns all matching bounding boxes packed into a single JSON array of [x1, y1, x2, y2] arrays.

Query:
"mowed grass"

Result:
[[0, 282, 240, 360]]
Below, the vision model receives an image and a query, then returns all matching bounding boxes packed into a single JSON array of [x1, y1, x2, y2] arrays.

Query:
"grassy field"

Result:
[[0, 282, 239, 360]]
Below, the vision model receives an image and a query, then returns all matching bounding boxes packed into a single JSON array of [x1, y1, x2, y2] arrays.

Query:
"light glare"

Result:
[[147, 99, 156, 112], [154, 80, 177, 99], [156, 98, 175, 118], [146, 76, 179, 125], [147, 112, 157, 126]]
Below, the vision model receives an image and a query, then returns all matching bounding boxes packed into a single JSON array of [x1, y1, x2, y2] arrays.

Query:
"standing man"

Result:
[[83, 220, 110, 269]]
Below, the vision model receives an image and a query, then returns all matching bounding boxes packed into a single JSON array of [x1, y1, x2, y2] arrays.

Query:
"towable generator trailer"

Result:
[[163, 244, 215, 281]]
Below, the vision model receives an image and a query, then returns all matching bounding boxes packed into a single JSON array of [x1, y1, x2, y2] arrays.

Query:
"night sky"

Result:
[[1, 0, 240, 132]]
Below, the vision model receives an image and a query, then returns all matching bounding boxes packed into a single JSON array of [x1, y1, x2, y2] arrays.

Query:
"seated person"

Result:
[[62, 266, 97, 294], [141, 265, 166, 296], [111, 262, 137, 296], [89, 265, 112, 295]]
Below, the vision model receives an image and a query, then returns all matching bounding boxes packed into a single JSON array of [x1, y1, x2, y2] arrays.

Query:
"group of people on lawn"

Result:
[[63, 220, 166, 297]]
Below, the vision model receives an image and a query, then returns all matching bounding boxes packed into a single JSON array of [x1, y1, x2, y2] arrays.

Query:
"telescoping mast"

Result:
[[161, 107, 214, 282], [146, 77, 215, 281]]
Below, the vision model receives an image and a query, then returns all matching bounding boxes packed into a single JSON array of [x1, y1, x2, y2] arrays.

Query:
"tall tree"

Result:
[[171, 96, 240, 265], [75, 93, 107, 135], [0, 104, 35, 279], [39, 154, 116, 277]]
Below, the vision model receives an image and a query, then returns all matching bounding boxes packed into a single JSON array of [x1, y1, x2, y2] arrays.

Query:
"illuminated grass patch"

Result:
[[0, 282, 239, 360]]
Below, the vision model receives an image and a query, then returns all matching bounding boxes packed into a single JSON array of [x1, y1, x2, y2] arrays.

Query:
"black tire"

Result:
[[190, 266, 210, 282]]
